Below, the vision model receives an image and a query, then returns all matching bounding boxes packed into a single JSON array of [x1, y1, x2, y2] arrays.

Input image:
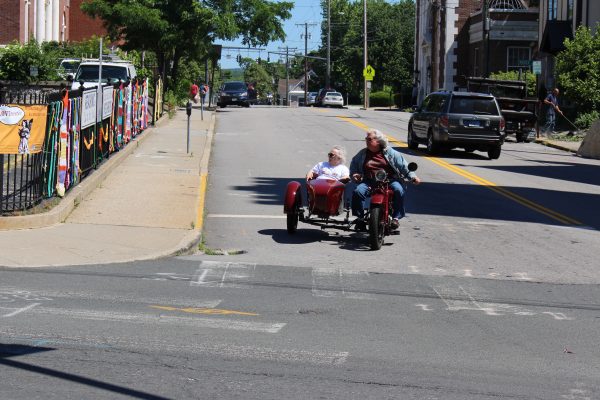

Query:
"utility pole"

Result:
[[483, 0, 491, 77], [363, 0, 368, 109], [278, 46, 296, 105], [297, 22, 317, 106], [431, 0, 440, 92], [326, 0, 331, 89]]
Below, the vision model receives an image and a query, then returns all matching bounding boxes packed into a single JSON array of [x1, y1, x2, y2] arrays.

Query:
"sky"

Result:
[[216, 1, 325, 69]]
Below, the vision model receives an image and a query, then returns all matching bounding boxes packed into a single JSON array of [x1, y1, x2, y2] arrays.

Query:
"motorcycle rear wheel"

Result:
[[369, 206, 384, 250]]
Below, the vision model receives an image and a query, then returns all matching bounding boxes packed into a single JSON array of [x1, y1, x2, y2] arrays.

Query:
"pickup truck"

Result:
[[466, 77, 538, 143]]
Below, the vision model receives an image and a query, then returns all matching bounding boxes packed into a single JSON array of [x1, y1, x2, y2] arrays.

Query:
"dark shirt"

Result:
[[364, 150, 394, 180], [545, 93, 558, 115]]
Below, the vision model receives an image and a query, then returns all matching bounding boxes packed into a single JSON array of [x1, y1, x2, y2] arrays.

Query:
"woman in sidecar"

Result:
[[284, 146, 351, 233]]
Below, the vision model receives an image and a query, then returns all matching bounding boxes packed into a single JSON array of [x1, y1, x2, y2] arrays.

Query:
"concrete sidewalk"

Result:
[[0, 105, 214, 267]]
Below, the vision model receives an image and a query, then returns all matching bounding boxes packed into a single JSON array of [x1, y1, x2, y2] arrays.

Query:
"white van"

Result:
[[70, 59, 137, 90]]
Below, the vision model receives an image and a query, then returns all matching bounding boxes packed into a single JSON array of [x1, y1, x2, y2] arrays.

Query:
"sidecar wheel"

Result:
[[369, 207, 384, 250], [286, 193, 300, 234]]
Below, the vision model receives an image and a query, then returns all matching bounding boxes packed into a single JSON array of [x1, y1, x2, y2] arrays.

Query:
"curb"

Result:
[[0, 121, 161, 231], [535, 139, 580, 154]]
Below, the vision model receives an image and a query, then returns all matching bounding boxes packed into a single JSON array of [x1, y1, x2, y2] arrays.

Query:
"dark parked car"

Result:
[[408, 91, 506, 159], [217, 81, 250, 108]]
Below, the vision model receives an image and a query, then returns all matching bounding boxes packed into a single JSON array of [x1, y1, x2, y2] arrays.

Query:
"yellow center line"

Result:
[[335, 115, 583, 227], [151, 305, 258, 317], [196, 173, 208, 230]]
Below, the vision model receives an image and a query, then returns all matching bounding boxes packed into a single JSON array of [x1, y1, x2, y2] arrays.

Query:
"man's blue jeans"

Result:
[[352, 180, 406, 220], [543, 111, 556, 133]]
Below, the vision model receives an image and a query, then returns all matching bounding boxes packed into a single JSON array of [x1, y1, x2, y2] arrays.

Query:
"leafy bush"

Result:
[[489, 70, 537, 97], [0, 41, 60, 82], [574, 110, 599, 130], [369, 90, 393, 107]]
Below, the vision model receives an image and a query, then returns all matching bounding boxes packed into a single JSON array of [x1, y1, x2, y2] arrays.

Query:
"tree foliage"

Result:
[[555, 25, 600, 113], [0, 41, 60, 82], [81, 0, 293, 89], [489, 70, 537, 97], [312, 0, 415, 103]]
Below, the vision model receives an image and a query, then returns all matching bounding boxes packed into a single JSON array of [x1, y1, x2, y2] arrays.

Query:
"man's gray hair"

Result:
[[331, 145, 347, 164], [368, 129, 388, 148]]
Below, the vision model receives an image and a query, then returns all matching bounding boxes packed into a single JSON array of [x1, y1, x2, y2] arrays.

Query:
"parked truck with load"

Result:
[[466, 77, 538, 143]]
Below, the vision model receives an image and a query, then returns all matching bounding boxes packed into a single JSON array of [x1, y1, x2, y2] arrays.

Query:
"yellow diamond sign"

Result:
[[363, 65, 375, 81]]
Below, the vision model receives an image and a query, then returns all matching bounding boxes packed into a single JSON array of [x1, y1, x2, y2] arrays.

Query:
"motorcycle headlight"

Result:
[[374, 170, 387, 182]]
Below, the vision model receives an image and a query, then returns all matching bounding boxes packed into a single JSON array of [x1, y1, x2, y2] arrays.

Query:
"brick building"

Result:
[[0, 0, 106, 45], [414, 0, 539, 105], [68, 0, 107, 42]]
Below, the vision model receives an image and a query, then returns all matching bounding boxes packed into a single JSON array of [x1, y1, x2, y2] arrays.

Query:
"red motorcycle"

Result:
[[283, 162, 417, 250]]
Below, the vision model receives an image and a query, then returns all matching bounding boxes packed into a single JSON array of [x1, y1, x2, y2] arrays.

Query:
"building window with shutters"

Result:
[[547, 0, 558, 20], [507, 47, 531, 71]]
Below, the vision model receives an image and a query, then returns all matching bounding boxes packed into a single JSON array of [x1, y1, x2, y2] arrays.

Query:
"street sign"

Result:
[[363, 65, 375, 81], [532, 61, 542, 75]]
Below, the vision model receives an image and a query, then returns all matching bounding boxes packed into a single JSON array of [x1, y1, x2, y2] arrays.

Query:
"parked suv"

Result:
[[217, 81, 250, 108], [71, 59, 137, 90], [408, 91, 505, 159]]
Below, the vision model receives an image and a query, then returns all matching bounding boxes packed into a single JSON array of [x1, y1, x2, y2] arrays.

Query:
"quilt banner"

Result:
[[0, 104, 48, 154]]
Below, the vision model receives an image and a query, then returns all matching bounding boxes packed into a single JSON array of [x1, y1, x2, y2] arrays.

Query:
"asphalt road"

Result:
[[1, 260, 599, 399], [202, 106, 600, 284], [2, 106, 599, 399]]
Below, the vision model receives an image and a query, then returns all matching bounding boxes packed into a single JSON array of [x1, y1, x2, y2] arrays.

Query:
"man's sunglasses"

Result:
[[328, 153, 338, 158]]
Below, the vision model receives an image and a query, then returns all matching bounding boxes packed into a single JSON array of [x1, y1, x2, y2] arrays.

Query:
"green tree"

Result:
[[81, 0, 293, 90], [315, 0, 415, 104], [555, 25, 600, 113]]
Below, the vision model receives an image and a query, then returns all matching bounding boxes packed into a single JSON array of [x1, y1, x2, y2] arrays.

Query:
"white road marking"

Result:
[[1, 303, 41, 318], [207, 214, 285, 219], [415, 304, 432, 311], [542, 311, 573, 321], [31, 307, 286, 333], [0, 331, 347, 366], [191, 261, 257, 288], [311, 268, 374, 300], [432, 284, 574, 320]]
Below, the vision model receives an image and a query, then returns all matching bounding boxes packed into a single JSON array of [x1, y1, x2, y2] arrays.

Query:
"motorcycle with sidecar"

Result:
[[283, 162, 418, 250]]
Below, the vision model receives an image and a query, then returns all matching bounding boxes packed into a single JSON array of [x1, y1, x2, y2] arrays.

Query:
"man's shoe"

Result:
[[390, 218, 400, 230], [354, 218, 367, 232]]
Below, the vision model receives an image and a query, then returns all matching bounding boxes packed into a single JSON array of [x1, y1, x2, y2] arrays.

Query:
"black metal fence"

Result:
[[1, 78, 163, 215], [0, 84, 55, 213]]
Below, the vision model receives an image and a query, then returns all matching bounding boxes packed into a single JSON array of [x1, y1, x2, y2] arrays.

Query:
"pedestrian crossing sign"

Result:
[[363, 65, 375, 81]]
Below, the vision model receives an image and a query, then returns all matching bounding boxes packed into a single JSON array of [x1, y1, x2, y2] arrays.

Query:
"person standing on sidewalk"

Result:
[[190, 82, 200, 104], [542, 88, 563, 136]]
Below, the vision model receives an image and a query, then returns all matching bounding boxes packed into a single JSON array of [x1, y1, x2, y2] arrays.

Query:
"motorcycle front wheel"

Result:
[[369, 206, 384, 250]]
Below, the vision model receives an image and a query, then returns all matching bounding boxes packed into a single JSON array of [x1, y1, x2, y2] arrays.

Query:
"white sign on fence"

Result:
[[103, 86, 114, 119], [81, 89, 97, 129]]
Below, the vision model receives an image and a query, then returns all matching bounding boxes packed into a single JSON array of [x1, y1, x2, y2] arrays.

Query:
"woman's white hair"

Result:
[[367, 129, 388, 148], [331, 145, 347, 164]]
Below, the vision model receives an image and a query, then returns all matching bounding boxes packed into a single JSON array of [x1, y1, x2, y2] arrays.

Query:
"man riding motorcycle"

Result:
[[350, 129, 421, 231]]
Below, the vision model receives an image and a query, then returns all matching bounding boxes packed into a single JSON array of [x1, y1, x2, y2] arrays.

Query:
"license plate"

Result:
[[464, 120, 480, 127], [232, 97, 237, 101]]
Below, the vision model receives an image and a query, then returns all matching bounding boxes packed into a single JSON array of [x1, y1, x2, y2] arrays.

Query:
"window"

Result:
[[567, 0, 574, 20], [449, 97, 499, 115], [507, 47, 531, 71], [547, 0, 557, 20]]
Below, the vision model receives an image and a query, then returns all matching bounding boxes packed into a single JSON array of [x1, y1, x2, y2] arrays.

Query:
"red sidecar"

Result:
[[284, 178, 349, 233]]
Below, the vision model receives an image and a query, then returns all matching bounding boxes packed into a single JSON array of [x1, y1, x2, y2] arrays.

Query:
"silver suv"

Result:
[[71, 59, 137, 90], [408, 91, 505, 159]]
